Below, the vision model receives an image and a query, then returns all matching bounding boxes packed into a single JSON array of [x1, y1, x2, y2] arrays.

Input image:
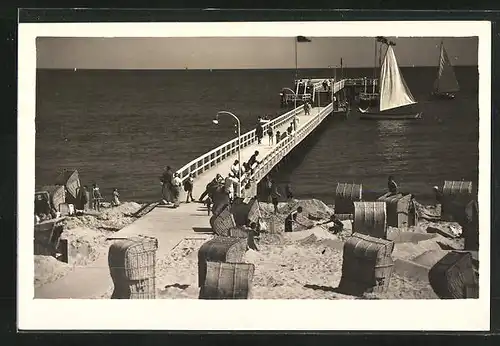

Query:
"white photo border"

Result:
[[18, 21, 491, 331]]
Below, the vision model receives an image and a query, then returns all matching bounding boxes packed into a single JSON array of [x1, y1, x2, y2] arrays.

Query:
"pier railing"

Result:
[[250, 102, 334, 183], [175, 79, 344, 182], [175, 105, 304, 181]]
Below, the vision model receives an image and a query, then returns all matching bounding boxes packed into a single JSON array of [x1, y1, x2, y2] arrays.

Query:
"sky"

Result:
[[36, 36, 478, 70]]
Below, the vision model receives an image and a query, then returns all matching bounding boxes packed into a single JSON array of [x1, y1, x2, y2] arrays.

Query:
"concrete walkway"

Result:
[[35, 106, 325, 299]]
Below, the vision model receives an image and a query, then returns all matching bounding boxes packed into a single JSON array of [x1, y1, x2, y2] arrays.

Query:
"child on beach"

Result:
[[92, 183, 103, 211], [112, 188, 121, 207]]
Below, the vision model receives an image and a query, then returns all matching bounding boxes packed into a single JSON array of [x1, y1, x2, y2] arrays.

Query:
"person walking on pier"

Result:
[[247, 151, 260, 173], [198, 174, 223, 202], [225, 173, 236, 202], [171, 172, 182, 208], [275, 130, 281, 144], [304, 101, 311, 115], [160, 166, 174, 205], [183, 173, 195, 203], [230, 160, 241, 179], [267, 125, 274, 145], [256, 122, 264, 144], [287, 125, 293, 136], [388, 176, 398, 195]]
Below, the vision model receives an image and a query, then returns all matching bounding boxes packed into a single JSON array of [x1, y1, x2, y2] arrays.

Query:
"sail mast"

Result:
[[436, 40, 443, 93], [379, 45, 417, 112]]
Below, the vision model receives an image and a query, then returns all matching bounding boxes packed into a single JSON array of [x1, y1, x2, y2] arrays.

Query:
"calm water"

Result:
[[35, 67, 479, 204]]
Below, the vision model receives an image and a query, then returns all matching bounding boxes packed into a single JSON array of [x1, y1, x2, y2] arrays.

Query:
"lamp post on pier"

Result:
[[213, 111, 242, 197], [328, 65, 337, 108]]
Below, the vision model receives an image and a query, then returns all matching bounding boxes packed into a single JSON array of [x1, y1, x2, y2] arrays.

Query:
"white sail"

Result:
[[379, 46, 417, 112], [434, 43, 460, 93]]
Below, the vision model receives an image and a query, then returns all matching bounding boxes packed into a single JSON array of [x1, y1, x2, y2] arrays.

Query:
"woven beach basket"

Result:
[[108, 235, 158, 299], [231, 197, 261, 226], [199, 261, 255, 299], [463, 200, 479, 251], [335, 183, 362, 214], [377, 193, 416, 228], [210, 205, 237, 236], [339, 233, 395, 295], [428, 251, 478, 299], [197, 236, 247, 287], [441, 180, 473, 221], [353, 201, 388, 239]]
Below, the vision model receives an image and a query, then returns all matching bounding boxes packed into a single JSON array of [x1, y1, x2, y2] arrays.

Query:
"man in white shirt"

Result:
[[230, 160, 241, 178], [224, 173, 235, 201]]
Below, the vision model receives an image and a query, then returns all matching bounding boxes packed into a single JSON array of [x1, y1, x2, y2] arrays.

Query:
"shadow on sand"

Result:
[[192, 227, 214, 234], [304, 283, 369, 298]]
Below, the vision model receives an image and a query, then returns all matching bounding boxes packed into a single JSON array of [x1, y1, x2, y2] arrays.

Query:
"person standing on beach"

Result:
[[79, 185, 89, 211], [171, 172, 182, 208], [267, 125, 274, 145], [270, 181, 281, 214], [112, 188, 121, 207], [388, 176, 398, 195], [285, 183, 294, 200], [285, 206, 306, 232], [433, 185, 444, 215], [183, 174, 195, 203], [160, 166, 174, 205], [92, 183, 103, 211]]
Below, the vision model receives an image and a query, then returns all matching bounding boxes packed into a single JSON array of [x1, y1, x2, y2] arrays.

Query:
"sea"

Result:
[[35, 67, 479, 205]]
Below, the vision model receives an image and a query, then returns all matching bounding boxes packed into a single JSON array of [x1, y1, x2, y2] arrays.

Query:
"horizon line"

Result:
[[36, 65, 478, 71]]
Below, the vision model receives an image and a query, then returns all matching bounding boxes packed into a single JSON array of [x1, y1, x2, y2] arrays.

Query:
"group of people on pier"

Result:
[[158, 109, 309, 212], [254, 113, 302, 148]]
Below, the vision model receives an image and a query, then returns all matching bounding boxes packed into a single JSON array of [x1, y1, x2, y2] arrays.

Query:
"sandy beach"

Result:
[[34, 198, 470, 300]]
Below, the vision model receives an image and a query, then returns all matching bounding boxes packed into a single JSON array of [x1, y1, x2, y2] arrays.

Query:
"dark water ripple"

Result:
[[35, 67, 479, 204]]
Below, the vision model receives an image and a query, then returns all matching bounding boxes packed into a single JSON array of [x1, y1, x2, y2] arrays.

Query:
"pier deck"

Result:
[[35, 103, 335, 299]]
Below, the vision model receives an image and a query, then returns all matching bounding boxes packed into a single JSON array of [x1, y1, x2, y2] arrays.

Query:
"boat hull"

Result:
[[432, 92, 455, 100], [359, 112, 422, 120], [358, 104, 422, 120]]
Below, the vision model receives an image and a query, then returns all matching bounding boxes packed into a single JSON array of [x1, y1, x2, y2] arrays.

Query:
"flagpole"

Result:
[[294, 38, 298, 80]]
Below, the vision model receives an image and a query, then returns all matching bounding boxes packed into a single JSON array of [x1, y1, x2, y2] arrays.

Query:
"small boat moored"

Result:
[[359, 42, 422, 121]]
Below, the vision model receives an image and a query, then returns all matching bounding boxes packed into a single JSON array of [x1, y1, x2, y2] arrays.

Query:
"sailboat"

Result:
[[431, 41, 459, 100], [358, 45, 422, 120]]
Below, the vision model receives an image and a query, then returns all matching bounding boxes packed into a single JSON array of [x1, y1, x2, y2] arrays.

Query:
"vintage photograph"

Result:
[[18, 20, 491, 331], [32, 34, 480, 300]]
